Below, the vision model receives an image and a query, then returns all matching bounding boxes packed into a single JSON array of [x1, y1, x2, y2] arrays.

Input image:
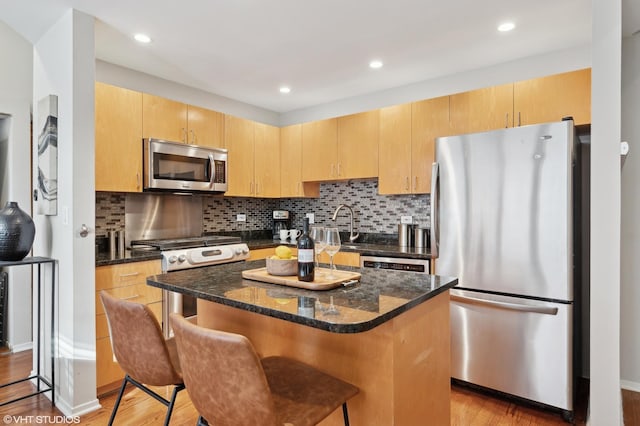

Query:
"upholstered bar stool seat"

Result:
[[100, 291, 185, 426], [170, 313, 359, 426]]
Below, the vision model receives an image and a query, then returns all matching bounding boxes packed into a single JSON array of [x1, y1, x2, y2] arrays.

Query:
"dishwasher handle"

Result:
[[450, 293, 559, 316]]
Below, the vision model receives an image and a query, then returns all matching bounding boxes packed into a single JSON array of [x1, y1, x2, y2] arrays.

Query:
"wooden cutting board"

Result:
[[242, 267, 361, 290]]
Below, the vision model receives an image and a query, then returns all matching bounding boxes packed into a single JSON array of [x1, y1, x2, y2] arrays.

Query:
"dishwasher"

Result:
[[360, 255, 430, 274]]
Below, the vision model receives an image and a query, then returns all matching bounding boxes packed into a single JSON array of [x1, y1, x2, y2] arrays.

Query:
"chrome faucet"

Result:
[[331, 204, 360, 242]]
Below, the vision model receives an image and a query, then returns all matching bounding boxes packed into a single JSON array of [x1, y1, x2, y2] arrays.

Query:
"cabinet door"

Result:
[[254, 123, 281, 198], [514, 68, 591, 126], [142, 93, 188, 142], [302, 118, 337, 181], [281, 125, 320, 198], [450, 83, 513, 134], [378, 104, 412, 194], [187, 105, 224, 148], [412, 96, 450, 194], [95, 82, 143, 192], [224, 115, 255, 196], [337, 110, 379, 179]]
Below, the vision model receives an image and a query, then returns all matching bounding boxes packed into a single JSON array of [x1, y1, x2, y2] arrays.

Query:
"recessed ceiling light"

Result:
[[279, 86, 291, 94], [369, 60, 383, 69], [134, 33, 152, 43], [497, 22, 515, 32]]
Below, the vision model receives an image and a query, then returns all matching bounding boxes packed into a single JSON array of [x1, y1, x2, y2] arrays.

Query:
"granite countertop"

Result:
[[96, 232, 432, 267], [95, 249, 162, 267], [247, 239, 432, 260], [147, 259, 457, 333]]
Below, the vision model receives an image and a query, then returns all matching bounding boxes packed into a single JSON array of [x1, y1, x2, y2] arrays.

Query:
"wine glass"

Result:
[[310, 226, 326, 272], [324, 227, 341, 279]]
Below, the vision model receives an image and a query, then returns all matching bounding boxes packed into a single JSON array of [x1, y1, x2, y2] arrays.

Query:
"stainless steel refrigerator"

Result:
[[432, 120, 579, 416]]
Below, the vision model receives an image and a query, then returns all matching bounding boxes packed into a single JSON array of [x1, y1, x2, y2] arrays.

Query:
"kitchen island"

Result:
[[147, 260, 457, 425]]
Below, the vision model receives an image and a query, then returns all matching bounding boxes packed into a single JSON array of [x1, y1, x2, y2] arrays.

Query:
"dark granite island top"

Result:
[[146, 259, 457, 333]]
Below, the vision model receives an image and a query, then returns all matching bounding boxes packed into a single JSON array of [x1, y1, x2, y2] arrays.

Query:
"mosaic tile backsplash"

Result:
[[96, 180, 430, 237]]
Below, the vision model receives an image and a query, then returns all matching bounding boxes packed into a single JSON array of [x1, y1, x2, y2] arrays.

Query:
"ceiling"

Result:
[[2, 0, 640, 113]]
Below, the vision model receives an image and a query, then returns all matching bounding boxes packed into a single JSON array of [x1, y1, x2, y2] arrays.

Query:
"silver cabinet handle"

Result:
[[136, 172, 141, 190], [337, 162, 342, 176], [181, 128, 187, 143], [450, 293, 559, 315], [518, 111, 521, 127], [414, 176, 418, 191], [79, 224, 89, 238], [190, 129, 196, 144], [430, 162, 439, 258], [505, 113, 509, 128], [405, 177, 410, 191], [119, 272, 140, 278]]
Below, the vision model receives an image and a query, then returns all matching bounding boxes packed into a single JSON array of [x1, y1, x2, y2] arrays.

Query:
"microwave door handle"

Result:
[[208, 154, 215, 188]]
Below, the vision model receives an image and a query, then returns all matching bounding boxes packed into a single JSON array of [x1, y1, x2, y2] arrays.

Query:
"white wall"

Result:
[[32, 9, 99, 415], [621, 32, 640, 390], [589, 0, 623, 423], [0, 22, 35, 351]]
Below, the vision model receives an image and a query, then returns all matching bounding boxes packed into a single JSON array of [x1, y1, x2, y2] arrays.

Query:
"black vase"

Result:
[[0, 201, 36, 261]]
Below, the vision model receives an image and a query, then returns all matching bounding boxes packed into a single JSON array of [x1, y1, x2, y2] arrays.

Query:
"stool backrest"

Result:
[[170, 313, 278, 426], [100, 291, 182, 386]]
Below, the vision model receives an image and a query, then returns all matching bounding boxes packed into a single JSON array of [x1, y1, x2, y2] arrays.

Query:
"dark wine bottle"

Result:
[[297, 218, 315, 282]]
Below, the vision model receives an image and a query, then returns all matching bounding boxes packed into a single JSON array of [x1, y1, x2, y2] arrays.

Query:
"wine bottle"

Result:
[[297, 218, 315, 282]]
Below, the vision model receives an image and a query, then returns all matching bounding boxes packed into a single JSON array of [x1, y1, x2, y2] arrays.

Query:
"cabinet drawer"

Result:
[[96, 260, 162, 291], [95, 284, 163, 316]]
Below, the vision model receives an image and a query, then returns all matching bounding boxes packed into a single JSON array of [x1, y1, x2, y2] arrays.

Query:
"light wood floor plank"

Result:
[[0, 350, 627, 425]]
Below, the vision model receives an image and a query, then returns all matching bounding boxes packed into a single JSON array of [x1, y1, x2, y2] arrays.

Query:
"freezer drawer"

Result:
[[450, 289, 573, 411]]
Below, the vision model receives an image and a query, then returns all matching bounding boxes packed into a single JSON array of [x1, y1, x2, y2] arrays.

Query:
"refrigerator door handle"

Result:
[[430, 162, 439, 258], [450, 293, 559, 316]]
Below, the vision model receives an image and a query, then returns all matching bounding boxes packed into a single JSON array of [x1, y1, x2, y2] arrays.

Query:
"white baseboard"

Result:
[[54, 396, 101, 418], [621, 379, 640, 392], [10, 341, 32, 353]]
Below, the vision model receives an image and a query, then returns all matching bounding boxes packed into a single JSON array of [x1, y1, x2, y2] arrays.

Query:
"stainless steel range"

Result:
[[132, 235, 250, 337]]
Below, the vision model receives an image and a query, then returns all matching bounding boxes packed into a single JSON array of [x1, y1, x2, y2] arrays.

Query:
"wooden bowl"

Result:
[[266, 257, 297, 276]]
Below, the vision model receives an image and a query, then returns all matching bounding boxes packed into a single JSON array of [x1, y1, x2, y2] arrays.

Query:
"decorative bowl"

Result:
[[266, 257, 297, 276]]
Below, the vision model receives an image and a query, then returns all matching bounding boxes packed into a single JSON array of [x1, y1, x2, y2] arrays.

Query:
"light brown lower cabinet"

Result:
[[95, 260, 162, 395]]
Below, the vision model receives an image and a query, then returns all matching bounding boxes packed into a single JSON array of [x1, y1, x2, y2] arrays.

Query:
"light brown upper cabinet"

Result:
[[412, 96, 451, 193], [224, 115, 255, 197], [301, 112, 378, 182], [95, 82, 143, 193], [186, 105, 225, 148], [142, 94, 188, 142], [378, 97, 450, 195], [514, 68, 591, 126], [301, 118, 338, 181], [449, 83, 514, 135], [142, 94, 224, 147], [378, 103, 412, 194], [280, 125, 320, 198], [337, 110, 379, 179], [254, 122, 281, 198], [225, 116, 280, 198]]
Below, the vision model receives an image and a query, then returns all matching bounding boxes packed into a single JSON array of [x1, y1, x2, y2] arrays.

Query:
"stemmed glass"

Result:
[[324, 227, 341, 279], [309, 226, 326, 273]]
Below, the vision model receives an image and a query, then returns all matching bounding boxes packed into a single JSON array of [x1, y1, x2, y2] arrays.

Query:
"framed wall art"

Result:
[[36, 94, 58, 216]]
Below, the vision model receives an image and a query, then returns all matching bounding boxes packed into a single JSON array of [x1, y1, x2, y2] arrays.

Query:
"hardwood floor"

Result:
[[0, 350, 636, 425]]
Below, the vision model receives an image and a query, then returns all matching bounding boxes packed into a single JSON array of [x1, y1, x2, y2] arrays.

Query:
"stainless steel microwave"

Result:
[[143, 138, 228, 193]]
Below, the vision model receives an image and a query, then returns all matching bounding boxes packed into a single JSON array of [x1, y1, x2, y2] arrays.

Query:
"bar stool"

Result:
[[170, 313, 359, 426], [100, 292, 185, 426]]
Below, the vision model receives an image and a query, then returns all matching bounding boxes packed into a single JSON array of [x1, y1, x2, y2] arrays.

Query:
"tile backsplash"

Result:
[[96, 179, 430, 237]]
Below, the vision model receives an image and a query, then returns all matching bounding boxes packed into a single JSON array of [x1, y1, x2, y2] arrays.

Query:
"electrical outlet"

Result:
[[400, 215, 413, 224], [306, 213, 315, 224], [236, 214, 246, 222]]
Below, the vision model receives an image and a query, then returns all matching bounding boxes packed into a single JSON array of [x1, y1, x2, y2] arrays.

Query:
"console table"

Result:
[[0, 257, 56, 407]]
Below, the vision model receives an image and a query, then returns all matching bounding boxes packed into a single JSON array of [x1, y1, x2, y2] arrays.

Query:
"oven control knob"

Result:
[[234, 248, 243, 255], [178, 254, 187, 263], [168, 255, 178, 264], [242, 247, 249, 254]]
